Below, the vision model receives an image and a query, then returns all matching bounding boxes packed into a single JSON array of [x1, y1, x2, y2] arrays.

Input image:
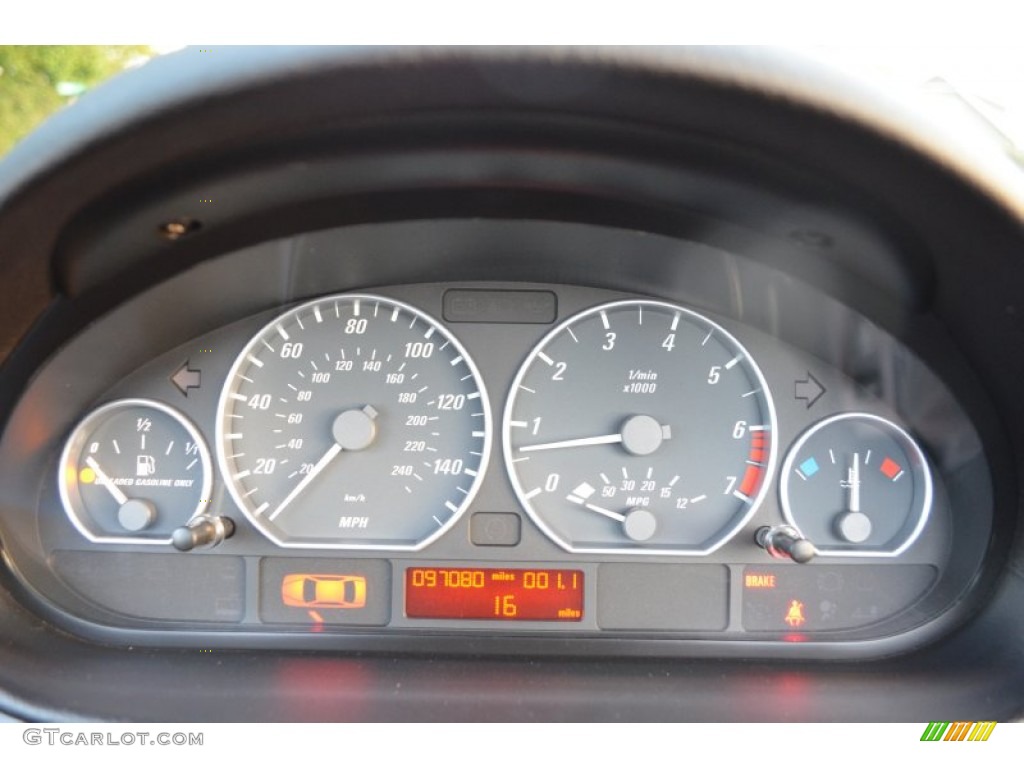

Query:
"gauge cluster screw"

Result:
[[756, 525, 816, 564], [158, 218, 202, 241], [172, 515, 235, 551]]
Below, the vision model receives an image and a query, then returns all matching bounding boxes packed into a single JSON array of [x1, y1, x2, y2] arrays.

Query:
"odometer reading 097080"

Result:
[[503, 300, 776, 555], [406, 567, 584, 621], [217, 294, 491, 550]]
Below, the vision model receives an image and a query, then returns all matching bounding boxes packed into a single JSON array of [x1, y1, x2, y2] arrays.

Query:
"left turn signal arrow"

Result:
[[171, 361, 201, 396]]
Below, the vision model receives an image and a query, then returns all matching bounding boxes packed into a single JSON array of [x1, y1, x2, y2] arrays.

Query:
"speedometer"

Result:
[[503, 300, 776, 555], [217, 294, 490, 550]]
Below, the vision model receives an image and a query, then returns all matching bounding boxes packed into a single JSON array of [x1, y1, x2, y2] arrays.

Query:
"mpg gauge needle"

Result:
[[85, 456, 129, 506], [566, 494, 658, 542], [567, 495, 627, 522]]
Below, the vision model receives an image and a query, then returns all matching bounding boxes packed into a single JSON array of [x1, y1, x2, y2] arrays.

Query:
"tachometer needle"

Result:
[[85, 456, 129, 506], [518, 414, 671, 457], [520, 434, 624, 453], [268, 443, 342, 521]]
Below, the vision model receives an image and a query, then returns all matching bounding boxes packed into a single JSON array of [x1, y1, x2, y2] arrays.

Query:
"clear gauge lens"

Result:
[[217, 294, 491, 550], [503, 300, 777, 555], [780, 413, 933, 555], [58, 399, 212, 544]]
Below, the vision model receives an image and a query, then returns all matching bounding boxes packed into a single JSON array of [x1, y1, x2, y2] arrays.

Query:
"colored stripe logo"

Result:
[[920, 722, 997, 741]]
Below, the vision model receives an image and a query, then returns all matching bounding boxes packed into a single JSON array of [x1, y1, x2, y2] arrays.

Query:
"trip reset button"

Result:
[[470, 512, 522, 546]]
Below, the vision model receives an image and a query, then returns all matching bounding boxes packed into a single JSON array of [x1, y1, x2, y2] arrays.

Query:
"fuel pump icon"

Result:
[[136, 455, 156, 477]]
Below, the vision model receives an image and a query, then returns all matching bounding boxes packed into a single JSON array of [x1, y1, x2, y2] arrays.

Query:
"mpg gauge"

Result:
[[58, 399, 212, 544], [503, 299, 777, 555]]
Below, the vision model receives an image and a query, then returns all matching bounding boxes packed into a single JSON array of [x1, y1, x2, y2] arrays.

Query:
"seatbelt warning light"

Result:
[[784, 599, 806, 627]]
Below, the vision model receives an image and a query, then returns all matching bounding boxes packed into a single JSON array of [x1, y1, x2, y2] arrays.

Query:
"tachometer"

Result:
[[503, 300, 776, 555], [217, 294, 490, 549]]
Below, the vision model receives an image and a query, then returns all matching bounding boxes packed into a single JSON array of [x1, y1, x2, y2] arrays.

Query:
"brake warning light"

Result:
[[744, 572, 777, 589]]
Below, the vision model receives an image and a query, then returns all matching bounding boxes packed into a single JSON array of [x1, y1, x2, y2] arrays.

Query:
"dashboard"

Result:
[[0, 46, 1021, 720]]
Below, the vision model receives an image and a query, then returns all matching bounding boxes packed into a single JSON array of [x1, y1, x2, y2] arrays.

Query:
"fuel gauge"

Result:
[[58, 399, 213, 544], [779, 413, 932, 556]]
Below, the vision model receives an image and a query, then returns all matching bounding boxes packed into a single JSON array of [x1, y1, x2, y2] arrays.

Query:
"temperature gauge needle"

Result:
[[84, 456, 129, 506], [850, 452, 861, 513], [836, 450, 872, 544]]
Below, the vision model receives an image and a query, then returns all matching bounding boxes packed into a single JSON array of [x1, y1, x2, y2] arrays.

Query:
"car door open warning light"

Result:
[[281, 574, 367, 609]]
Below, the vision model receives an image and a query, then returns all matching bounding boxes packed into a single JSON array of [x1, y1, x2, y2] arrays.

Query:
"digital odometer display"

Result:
[[405, 567, 584, 621]]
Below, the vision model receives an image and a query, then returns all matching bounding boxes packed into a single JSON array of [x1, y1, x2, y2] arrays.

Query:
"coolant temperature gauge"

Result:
[[58, 399, 212, 544], [779, 413, 932, 556]]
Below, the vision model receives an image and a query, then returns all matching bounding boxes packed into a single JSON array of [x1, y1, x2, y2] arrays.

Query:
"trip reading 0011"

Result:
[[405, 567, 584, 621]]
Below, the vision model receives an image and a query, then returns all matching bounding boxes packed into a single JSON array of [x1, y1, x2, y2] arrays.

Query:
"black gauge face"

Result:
[[217, 294, 491, 550], [503, 300, 777, 554], [58, 399, 212, 544], [780, 413, 933, 555]]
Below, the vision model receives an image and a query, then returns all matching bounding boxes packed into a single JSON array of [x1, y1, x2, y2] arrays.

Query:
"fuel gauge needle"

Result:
[[84, 456, 129, 506]]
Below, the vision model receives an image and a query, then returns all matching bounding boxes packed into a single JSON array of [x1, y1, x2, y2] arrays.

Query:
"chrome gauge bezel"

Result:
[[502, 299, 778, 556], [215, 293, 493, 551], [779, 412, 934, 557], [57, 398, 213, 545]]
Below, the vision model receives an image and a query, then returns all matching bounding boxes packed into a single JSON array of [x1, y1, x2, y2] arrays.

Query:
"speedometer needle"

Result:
[[266, 405, 378, 522], [268, 443, 342, 521]]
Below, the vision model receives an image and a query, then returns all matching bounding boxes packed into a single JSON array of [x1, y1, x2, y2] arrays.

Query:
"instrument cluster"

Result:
[[0, 260, 988, 656]]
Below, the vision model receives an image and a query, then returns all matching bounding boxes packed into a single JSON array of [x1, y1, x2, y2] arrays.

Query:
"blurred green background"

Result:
[[0, 45, 152, 156], [0, 46, 1021, 166]]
